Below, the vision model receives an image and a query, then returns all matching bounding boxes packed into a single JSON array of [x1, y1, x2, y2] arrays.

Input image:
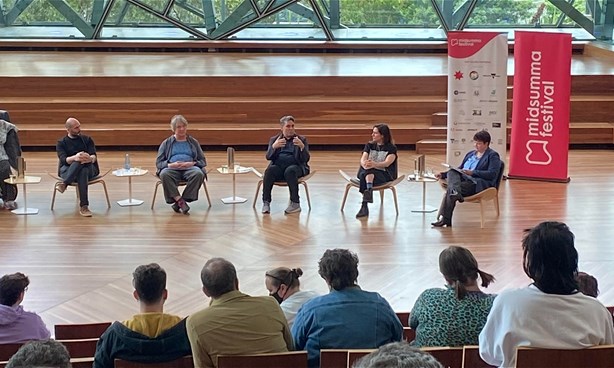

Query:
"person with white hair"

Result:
[[155, 114, 207, 214]]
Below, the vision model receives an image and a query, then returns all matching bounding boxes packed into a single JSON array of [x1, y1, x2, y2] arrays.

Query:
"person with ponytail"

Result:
[[265, 267, 318, 328], [409, 246, 495, 347]]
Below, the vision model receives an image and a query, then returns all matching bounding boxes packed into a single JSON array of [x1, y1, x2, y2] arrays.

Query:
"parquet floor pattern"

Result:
[[1, 149, 613, 329]]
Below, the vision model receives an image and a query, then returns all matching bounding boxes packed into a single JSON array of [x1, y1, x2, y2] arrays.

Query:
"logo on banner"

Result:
[[454, 71, 464, 80], [524, 51, 555, 165], [470, 71, 479, 80], [508, 31, 571, 181]]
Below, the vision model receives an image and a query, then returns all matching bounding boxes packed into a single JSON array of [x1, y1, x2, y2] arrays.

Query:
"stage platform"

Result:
[[1, 41, 613, 148]]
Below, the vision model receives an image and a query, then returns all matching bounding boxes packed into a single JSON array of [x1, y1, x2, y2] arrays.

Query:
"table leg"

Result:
[[12, 183, 39, 215], [117, 176, 144, 206], [411, 181, 437, 213], [221, 173, 247, 204]]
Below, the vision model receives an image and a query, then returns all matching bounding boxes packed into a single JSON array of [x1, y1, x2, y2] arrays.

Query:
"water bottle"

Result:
[[124, 153, 131, 170]]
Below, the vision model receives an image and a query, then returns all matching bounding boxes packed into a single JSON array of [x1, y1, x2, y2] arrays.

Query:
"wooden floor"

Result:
[[1, 149, 614, 331]]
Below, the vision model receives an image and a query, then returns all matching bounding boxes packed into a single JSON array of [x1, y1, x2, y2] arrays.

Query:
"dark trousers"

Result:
[[0, 160, 18, 201], [60, 162, 99, 206], [357, 167, 392, 193], [262, 164, 302, 203], [437, 170, 476, 221]]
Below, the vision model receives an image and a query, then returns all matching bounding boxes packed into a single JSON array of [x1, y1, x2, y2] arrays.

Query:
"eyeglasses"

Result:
[[23, 286, 28, 292]]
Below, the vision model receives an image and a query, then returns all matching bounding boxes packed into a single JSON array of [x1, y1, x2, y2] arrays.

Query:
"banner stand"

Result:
[[507, 174, 570, 183]]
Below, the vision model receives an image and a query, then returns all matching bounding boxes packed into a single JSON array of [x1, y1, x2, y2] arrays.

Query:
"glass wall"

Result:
[[0, 0, 610, 42]]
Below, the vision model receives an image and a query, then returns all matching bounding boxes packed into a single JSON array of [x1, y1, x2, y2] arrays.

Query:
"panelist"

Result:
[[431, 130, 501, 228], [261, 115, 310, 214], [155, 115, 206, 214]]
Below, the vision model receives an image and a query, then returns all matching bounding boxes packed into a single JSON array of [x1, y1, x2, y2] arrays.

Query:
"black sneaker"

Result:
[[356, 204, 369, 218], [363, 188, 373, 203], [171, 203, 181, 213]]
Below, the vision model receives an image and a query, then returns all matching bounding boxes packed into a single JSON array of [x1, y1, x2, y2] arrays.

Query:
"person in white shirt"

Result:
[[265, 267, 318, 328], [479, 221, 614, 368]]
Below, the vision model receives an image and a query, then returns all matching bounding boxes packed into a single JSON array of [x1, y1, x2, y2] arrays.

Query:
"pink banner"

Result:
[[508, 31, 572, 182]]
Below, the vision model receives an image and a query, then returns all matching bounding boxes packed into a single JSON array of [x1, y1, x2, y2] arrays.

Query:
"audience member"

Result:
[[355, 124, 398, 218], [265, 267, 318, 328], [0, 272, 50, 344], [292, 249, 403, 368], [479, 221, 614, 367], [432, 130, 501, 227], [352, 341, 443, 368], [261, 115, 310, 214], [6, 339, 72, 368], [155, 115, 207, 214], [94, 263, 191, 367], [576, 271, 599, 298], [0, 110, 21, 210], [187, 257, 292, 368], [56, 117, 100, 217], [410, 246, 495, 347]]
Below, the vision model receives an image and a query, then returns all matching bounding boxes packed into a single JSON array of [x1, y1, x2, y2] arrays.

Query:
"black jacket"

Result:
[[93, 318, 191, 368]]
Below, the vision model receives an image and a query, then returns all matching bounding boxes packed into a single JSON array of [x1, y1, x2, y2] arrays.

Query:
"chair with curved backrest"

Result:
[[252, 169, 315, 210], [49, 170, 111, 210], [439, 161, 505, 228], [339, 170, 406, 215], [151, 170, 211, 209]]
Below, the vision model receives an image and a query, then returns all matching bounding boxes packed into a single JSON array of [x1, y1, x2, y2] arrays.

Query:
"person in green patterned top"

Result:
[[409, 246, 495, 347]]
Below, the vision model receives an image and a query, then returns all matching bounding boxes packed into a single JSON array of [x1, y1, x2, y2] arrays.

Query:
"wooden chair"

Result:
[[403, 327, 416, 342], [462, 345, 496, 368], [58, 338, 98, 358], [151, 171, 211, 209], [339, 170, 406, 215], [439, 161, 505, 228], [395, 311, 410, 327], [347, 349, 376, 367], [54, 321, 111, 339], [515, 345, 614, 368], [49, 170, 111, 210], [217, 351, 308, 368], [421, 346, 463, 368], [114, 355, 194, 368], [0, 343, 22, 363], [320, 349, 351, 368], [252, 169, 316, 210]]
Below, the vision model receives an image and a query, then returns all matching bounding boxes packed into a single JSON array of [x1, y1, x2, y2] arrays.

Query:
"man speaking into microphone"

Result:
[[261, 115, 310, 215]]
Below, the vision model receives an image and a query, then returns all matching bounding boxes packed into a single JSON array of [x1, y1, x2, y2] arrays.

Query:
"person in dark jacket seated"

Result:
[[0, 110, 22, 211], [94, 263, 191, 367], [431, 130, 501, 228]]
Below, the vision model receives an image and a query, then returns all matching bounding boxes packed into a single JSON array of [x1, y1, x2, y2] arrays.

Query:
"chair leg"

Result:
[[340, 184, 352, 211], [203, 180, 212, 208], [100, 181, 111, 209], [253, 180, 263, 209], [479, 200, 485, 228], [51, 184, 58, 210], [380, 189, 385, 204], [151, 181, 161, 210], [494, 196, 500, 216], [302, 182, 312, 210], [390, 187, 399, 215]]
